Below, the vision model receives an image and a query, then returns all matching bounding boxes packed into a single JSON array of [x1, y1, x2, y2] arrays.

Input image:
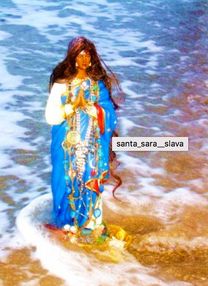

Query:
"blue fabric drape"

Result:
[[50, 80, 117, 228]]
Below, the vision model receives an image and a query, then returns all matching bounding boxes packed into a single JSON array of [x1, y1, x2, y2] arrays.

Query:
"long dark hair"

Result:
[[49, 36, 125, 198]]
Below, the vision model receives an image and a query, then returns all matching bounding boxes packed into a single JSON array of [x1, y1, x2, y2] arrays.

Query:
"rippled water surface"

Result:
[[0, 0, 208, 285]]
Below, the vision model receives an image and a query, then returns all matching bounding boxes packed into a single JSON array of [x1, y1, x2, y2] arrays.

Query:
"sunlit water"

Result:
[[0, 0, 208, 285]]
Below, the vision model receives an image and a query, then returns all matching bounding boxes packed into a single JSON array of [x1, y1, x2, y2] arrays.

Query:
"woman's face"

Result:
[[75, 49, 91, 70]]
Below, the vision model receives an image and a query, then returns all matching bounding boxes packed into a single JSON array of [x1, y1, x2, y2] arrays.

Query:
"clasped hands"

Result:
[[63, 88, 97, 118]]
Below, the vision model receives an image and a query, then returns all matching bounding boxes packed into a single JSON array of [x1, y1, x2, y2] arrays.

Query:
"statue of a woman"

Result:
[[45, 36, 123, 237]]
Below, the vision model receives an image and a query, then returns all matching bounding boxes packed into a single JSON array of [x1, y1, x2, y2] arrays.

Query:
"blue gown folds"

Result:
[[50, 79, 117, 230]]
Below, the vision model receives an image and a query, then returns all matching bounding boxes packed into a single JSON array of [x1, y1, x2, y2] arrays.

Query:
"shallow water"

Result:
[[0, 0, 208, 285]]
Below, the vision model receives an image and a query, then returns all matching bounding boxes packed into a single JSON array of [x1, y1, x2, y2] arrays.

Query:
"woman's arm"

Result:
[[45, 83, 67, 125]]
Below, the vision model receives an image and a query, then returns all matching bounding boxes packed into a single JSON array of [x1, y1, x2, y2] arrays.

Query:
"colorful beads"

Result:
[[81, 228, 93, 236], [71, 210, 76, 218], [59, 78, 107, 230], [92, 84, 99, 91], [94, 208, 101, 218], [98, 162, 102, 168], [67, 188, 72, 194], [64, 175, 70, 180], [91, 169, 96, 176]]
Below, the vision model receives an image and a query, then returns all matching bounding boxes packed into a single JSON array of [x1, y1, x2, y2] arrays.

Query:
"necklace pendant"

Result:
[[66, 130, 80, 145]]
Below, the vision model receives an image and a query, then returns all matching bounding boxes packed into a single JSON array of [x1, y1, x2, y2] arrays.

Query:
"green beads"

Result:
[[64, 175, 70, 180], [96, 234, 108, 244], [71, 210, 76, 218], [92, 84, 99, 92], [81, 228, 93, 236]]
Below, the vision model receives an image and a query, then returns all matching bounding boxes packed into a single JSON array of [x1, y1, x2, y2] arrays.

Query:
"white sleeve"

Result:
[[45, 83, 66, 125]]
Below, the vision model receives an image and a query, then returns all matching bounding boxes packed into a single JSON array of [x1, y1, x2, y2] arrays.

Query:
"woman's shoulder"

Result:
[[54, 78, 68, 84], [52, 79, 68, 90], [50, 79, 67, 94]]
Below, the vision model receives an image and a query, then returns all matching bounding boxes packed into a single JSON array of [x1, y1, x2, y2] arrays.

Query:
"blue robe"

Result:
[[50, 79, 117, 229]]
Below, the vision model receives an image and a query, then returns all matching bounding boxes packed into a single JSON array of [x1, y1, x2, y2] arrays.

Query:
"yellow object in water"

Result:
[[107, 224, 132, 247], [115, 229, 126, 241]]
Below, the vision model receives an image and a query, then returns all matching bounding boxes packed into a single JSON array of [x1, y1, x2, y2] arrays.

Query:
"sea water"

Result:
[[0, 0, 208, 285]]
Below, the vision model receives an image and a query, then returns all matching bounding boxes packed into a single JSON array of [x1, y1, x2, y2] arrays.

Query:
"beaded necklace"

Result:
[[61, 78, 101, 230]]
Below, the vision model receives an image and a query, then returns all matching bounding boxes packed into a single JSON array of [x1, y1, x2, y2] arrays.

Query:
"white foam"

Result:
[[10, 0, 121, 42], [105, 150, 208, 223], [16, 194, 188, 286], [104, 180, 208, 227], [0, 46, 24, 89], [0, 110, 29, 149], [200, 138, 208, 151], [118, 152, 164, 176], [120, 80, 144, 100], [162, 187, 208, 205], [0, 31, 12, 40], [0, 153, 12, 169], [108, 57, 139, 67], [119, 117, 138, 135], [0, 205, 9, 237], [20, 279, 40, 286]]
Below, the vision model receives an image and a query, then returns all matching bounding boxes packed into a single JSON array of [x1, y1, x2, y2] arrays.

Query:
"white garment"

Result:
[[45, 82, 67, 125]]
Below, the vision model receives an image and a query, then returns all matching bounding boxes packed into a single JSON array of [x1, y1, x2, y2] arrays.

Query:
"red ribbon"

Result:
[[94, 103, 105, 134]]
